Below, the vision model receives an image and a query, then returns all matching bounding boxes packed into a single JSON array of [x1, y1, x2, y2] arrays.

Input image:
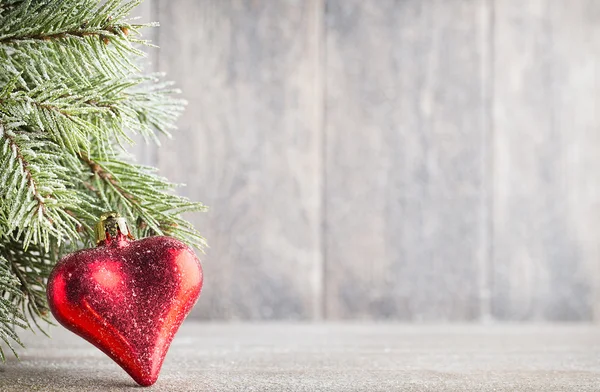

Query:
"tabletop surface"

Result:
[[1, 323, 599, 391]]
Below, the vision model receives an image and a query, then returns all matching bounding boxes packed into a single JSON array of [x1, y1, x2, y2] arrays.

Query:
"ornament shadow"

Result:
[[4, 366, 145, 390]]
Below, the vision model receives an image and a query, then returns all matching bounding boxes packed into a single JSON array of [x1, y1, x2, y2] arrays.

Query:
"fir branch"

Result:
[[1, 124, 49, 223], [0, 1, 147, 86], [0, 0, 205, 359], [0, 64, 183, 152], [4, 243, 54, 322], [79, 152, 136, 202], [0, 26, 131, 45], [0, 121, 93, 249], [77, 151, 207, 249], [0, 0, 143, 45], [0, 239, 57, 361], [0, 255, 26, 361]]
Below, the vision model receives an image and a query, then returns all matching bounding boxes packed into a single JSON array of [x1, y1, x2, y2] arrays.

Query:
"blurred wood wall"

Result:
[[133, 0, 600, 321]]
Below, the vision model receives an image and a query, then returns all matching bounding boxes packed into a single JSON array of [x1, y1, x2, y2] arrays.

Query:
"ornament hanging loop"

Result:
[[95, 212, 134, 244]]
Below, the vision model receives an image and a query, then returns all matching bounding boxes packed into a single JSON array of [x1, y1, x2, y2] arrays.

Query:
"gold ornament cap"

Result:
[[95, 212, 132, 244]]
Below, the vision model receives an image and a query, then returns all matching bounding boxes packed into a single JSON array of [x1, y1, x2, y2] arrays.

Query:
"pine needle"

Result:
[[0, 0, 204, 360]]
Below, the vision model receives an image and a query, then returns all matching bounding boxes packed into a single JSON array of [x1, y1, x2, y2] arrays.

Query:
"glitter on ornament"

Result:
[[47, 212, 203, 386]]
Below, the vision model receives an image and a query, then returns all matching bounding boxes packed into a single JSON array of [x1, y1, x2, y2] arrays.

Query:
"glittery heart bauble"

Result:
[[47, 230, 203, 386]]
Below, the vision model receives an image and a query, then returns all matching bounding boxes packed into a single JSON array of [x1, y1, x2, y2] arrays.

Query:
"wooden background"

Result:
[[132, 0, 600, 322]]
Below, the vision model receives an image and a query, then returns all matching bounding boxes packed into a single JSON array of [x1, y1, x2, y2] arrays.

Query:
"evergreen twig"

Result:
[[0, 0, 204, 360]]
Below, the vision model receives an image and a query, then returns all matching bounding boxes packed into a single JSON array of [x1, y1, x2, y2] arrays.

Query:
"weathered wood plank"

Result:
[[155, 0, 323, 319], [491, 0, 600, 321], [324, 0, 490, 320]]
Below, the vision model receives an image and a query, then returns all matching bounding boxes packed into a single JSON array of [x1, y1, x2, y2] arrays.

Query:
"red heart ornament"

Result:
[[47, 217, 203, 387]]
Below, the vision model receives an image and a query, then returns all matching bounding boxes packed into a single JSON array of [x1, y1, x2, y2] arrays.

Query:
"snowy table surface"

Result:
[[1, 322, 600, 391]]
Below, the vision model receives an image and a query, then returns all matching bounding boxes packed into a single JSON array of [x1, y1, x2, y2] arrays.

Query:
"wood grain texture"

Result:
[[144, 0, 600, 321], [491, 0, 600, 321], [155, 0, 323, 320], [323, 0, 490, 320]]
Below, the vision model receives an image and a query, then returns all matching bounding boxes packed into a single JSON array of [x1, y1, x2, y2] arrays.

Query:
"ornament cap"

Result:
[[95, 212, 132, 244]]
